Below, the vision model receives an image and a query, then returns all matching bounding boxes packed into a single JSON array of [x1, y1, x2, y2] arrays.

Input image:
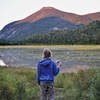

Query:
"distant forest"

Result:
[[0, 20, 100, 45]]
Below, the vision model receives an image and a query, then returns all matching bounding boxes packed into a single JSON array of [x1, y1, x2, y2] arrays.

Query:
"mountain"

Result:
[[0, 7, 100, 41], [0, 20, 100, 45], [17, 7, 79, 24], [15, 20, 100, 45], [17, 7, 100, 25], [0, 17, 82, 41]]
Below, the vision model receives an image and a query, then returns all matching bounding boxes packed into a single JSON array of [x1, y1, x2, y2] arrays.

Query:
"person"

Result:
[[37, 48, 62, 100]]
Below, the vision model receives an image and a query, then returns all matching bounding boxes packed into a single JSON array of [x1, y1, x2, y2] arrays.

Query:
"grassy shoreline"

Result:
[[0, 44, 100, 50]]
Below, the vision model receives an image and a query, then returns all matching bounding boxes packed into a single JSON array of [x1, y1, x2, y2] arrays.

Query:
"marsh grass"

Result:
[[0, 66, 100, 100]]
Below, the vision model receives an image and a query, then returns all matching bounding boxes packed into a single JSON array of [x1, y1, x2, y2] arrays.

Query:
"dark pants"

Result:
[[40, 82, 54, 100]]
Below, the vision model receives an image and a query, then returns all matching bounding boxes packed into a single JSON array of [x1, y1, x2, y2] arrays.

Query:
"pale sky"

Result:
[[0, 0, 100, 30]]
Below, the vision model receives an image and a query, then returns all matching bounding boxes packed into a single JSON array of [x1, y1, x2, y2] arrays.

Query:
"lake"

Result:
[[0, 45, 100, 69]]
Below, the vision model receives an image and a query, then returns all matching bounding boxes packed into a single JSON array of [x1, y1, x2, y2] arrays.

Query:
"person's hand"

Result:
[[58, 62, 62, 67], [57, 61, 62, 68]]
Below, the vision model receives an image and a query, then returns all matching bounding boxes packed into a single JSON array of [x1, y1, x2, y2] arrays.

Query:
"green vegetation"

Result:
[[0, 16, 82, 41], [0, 20, 100, 45], [4, 20, 99, 45], [0, 67, 39, 100], [0, 66, 100, 100]]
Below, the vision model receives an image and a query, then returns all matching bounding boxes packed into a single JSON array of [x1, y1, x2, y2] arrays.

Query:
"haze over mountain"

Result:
[[0, 7, 100, 41]]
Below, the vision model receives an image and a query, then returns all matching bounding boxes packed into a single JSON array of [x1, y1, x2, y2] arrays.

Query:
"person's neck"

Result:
[[43, 57, 50, 60]]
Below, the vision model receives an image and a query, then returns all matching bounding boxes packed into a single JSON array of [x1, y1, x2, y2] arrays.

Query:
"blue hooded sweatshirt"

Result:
[[37, 58, 59, 85]]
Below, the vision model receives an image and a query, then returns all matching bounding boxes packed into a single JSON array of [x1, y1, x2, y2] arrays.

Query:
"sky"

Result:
[[0, 0, 100, 30]]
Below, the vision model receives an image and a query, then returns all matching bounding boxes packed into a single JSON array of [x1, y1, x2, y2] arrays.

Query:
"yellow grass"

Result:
[[0, 45, 100, 50], [75, 45, 100, 50]]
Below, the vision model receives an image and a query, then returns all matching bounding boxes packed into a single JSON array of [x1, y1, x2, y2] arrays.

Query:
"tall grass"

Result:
[[0, 67, 100, 100]]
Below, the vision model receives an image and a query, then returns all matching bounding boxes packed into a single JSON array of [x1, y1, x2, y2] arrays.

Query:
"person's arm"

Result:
[[53, 62, 60, 76], [37, 63, 40, 85]]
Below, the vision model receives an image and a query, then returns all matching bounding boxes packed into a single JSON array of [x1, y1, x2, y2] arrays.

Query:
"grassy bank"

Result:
[[0, 45, 100, 50], [0, 67, 100, 100]]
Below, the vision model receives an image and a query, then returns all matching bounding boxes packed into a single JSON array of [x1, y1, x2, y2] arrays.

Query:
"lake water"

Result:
[[0, 46, 100, 68]]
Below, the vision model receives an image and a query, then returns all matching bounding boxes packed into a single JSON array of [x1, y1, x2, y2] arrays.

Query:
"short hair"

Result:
[[43, 48, 52, 58]]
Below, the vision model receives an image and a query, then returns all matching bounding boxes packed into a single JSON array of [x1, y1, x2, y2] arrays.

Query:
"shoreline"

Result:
[[0, 64, 89, 73], [0, 45, 100, 50]]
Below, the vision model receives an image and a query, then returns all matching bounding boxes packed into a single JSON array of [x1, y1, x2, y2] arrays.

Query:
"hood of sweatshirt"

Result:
[[39, 58, 51, 67]]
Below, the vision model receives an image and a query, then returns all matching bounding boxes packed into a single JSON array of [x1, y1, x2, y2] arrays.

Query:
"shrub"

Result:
[[0, 67, 100, 100]]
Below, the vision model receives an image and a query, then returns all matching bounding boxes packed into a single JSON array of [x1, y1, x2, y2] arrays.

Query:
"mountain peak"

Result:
[[17, 7, 100, 25], [41, 6, 56, 10]]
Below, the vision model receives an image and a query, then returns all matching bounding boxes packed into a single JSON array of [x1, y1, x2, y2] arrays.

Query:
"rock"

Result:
[[0, 59, 8, 67]]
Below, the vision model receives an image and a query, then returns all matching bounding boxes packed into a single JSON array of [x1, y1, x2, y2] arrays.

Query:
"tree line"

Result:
[[0, 20, 100, 45]]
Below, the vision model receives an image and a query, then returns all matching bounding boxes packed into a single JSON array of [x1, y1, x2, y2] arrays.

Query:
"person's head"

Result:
[[42, 48, 52, 59]]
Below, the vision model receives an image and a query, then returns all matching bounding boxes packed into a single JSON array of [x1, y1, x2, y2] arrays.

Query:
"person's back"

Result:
[[37, 48, 62, 100]]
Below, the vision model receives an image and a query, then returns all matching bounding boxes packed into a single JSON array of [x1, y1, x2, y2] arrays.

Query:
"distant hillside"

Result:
[[17, 7, 100, 25], [0, 16, 82, 41], [0, 7, 100, 41], [12, 20, 100, 45], [0, 21, 100, 45]]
